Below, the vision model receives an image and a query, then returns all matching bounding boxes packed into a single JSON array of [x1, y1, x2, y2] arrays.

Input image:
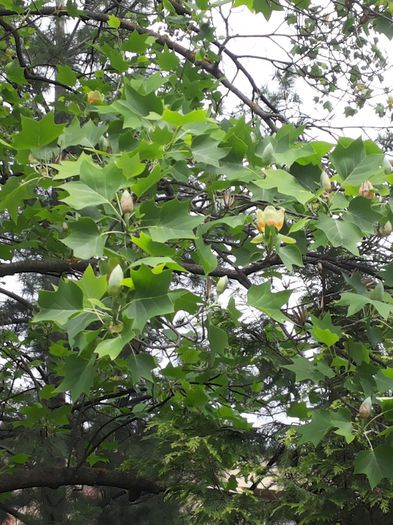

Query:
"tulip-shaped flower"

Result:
[[256, 206, 285, 233], [87, 90, 105, 104], [358, 180, 374, 200]]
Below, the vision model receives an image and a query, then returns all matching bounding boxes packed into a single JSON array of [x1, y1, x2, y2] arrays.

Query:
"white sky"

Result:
[[213, 5, 393, 142]]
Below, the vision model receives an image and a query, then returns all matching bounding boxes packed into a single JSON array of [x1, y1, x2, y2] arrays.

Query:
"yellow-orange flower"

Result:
[[256, 206, 285, 233], [87, 90, 105, 105]]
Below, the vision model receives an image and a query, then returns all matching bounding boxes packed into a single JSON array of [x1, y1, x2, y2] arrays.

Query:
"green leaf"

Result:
[[283, 355, 333, 382], [199, 215, 247, 235], [247, 282, 291, 322], [354, 446, 393, 488], [121, 82, 163, 117], [208, 322, 228, 355], [132, 164, 163, 197], [192, 135, 229, 167], [379, 261, 393, 286], [330, 138, 366, 179], [14, 113, 64, 150], [52, 153, 93, 180], [122, 31, 150, 53], [95, 319, 135, 360], [59, 119, 107, 149], [57, 355, 96, 401], [315, 215, 362, 255], [337, 292, 393, 320], [346, 197, 381, 234], [9, 453, 30, 465], [124, 266, 174, 332], [343, 154, 386, 187], [131, 232, 176, 257], [287, 402, 310, 419], [61, 218, 106, 259], [298, 408, 354, 446], [377, 397, 393, 421], [76, 265, 107, 303], [330, 138, 385, 188], [129, 353, 156, 384], [254, 169, 314, 204], [184, 385, 209, 408], [163, 108, 208, 126], [57, 64, 77, 86], [5, 60, 27, 85], [194, 235, 217, 274], [140, 200, 204, 242], [116, 153, 145, 179], [99, 43, 128, 72], [156, 45, 180, 70], [34, 280, 83, 326], [60, 161, 125, 210], [374, 14, 393, 39], [277, 244, 304, 271], [108, 14, 121, 28], [297, 410, 333, 446], [252, 0, 273, 19], [310, 314, 342, 347], [0, 175, 35, 222]]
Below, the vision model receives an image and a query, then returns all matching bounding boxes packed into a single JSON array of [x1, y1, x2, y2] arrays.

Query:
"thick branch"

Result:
[[0, 252, 379, 290], [0, 466, 161, 495], [0, 259, 89, 277], [0, 286, 34, 310], [0, 502, 35, 525], [0, 6, 278, 129]]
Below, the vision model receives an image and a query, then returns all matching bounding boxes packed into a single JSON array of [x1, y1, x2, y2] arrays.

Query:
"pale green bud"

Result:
[[261, 142, 274, 164], [120, 190, 134, 215], [108, 265, 124, 296], [320, 170, 331, 192], [216, 276, 229, 295]]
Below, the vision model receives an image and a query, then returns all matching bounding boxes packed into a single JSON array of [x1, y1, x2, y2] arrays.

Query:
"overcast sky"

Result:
[[213, 5, 393, 143]]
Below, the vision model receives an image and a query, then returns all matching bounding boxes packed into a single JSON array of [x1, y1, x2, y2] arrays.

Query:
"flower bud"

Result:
[[256, 206, 285, 233], [87, 90, 105, 105], [380, 221, 393, 237], [62, 222, 68, 232], [216, 276, 229, 295], [261, 142, 274, 164], [120, 190, 134, 215], [359, 397, 372, 419], [322, 191, 330, 201], [320, 170, 331, 192], [107, 265, 124, 296], [358, 180, 374, 199], [223, 190, 234, 208]]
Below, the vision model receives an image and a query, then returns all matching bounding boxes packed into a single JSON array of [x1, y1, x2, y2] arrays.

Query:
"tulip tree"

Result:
[[0, 0, 393, 523]]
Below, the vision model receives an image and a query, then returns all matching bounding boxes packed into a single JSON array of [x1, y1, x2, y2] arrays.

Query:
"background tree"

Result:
[[0, 0, 392, 524]]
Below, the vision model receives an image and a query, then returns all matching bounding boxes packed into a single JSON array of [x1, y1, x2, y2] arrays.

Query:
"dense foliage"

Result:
[[0, 0, 392, 523]]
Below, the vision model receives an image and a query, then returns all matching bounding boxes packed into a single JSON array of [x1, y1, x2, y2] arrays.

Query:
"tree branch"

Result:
[[0, 286, 34, 310], [0, 17, 77, 93], [0, 6, 278, 129], [0, 466, 161, 496], [0, 502, 36, 525], [0, 251, 379, 291]]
